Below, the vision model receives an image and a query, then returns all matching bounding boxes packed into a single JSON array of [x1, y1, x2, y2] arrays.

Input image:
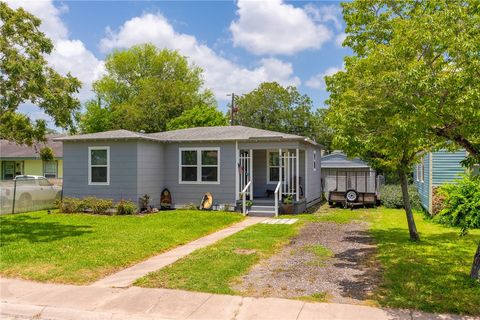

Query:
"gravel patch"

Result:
[[232, 220, 380, 304]]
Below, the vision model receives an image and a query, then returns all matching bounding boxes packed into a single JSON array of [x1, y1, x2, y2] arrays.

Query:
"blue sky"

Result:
[[10, 0, 350, 124]]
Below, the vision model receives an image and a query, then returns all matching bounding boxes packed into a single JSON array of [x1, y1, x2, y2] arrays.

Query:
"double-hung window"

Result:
[[43, 160, 57, 178], [313, 151, 317, 171], [88, 147, 110, 185], [179, 148, 219, 183]]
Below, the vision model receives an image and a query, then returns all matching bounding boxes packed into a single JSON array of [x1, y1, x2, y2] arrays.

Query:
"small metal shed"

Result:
[[320, 152, 380, 207]]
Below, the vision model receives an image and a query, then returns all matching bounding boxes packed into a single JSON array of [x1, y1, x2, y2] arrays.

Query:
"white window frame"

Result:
[[420, 158, 425, 182], [266, 150, 282, 184], [415, 164, 420, 182], [313, 151, 317, 171], [178, 147, 220, 184], [88, 146, 110, 185]]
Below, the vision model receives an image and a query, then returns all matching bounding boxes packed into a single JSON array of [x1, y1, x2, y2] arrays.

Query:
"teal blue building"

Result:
[[414, 150, 468, 213]]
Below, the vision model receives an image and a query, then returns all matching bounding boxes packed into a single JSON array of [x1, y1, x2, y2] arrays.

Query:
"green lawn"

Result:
[[317, 206, 480, 315], [0, 210, 243, 284], [137, 206, 480, 315], [368, 208, 480, 315], [135, 222, 301, 294]]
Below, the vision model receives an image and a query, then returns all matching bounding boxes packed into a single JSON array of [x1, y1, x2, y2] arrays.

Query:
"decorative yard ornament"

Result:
[[200, 192, 213, 210], [160, 188, 172, 210]]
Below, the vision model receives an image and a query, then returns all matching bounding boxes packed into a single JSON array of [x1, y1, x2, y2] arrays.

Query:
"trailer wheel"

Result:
[[345, 189, 359, 203]]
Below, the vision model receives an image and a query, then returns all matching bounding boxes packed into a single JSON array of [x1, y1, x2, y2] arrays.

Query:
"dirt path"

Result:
[[233, 219, 380, 305]]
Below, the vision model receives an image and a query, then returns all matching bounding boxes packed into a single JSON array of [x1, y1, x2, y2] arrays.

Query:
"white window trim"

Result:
[[266, 150, 281, 184], [415, 164, 420, 182], [313, 150, 317, 171], [88, 146, 110, 186], [420, 158, 425, 182], [178, 147, 220, 184]]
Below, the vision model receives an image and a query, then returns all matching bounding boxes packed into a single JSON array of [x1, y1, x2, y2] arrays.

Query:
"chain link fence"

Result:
[[0, 178, 62, 214]]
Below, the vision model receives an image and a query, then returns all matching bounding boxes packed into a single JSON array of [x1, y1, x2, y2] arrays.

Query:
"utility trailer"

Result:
[[322, 169, 383, 208]]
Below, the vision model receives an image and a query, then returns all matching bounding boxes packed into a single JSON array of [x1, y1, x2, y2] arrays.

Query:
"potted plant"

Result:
[[281, 195, 294, 214]]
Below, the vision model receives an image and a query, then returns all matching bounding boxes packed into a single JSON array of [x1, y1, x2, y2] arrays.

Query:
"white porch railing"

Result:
[[239, 150, 253, 199], [274, 181, 282, 217], [280, 151, 298, 199], [241, 181, 251, 216]]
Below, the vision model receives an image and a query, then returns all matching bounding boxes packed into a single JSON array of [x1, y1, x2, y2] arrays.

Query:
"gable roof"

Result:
[[0, 135, 64, 159], [149, 126, 305, 141], [54, 126, 319, 146], [57, 129, 154, 141], [321, 152, 371, 169]]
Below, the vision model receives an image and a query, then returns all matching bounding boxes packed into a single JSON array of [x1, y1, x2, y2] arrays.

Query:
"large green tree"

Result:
[[80, 44, 215, 133], [0, 2, 81, 145], [166, 105, 227, 130], [78, 99, 111, 134], [342, 0, 480, 164], [325, 56, 432, 241], [311, 108, 335, 153], [328, 0, 480, 276], [235, 82, 315, 138]]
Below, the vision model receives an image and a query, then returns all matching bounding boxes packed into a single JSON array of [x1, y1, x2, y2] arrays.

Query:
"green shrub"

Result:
[[380, 184, 422, 210], [435, 175, 480, 230], [83, 196, 113, 215], [57, 197, 85, 213], [116, 200, 137, 215], [183, 203, 198, 210]]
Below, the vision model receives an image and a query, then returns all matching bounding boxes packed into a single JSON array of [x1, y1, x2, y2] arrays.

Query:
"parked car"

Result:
[[11, 175, 62, 209]]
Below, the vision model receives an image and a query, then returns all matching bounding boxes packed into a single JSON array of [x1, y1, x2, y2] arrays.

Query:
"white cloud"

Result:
[[100, 13, 300, 100], [335, 32, 347, 47], [5, 0, 104, 101], [5, 0, 68, 42], [304, 4, 343, 31], [229, 0, 333, 55], [306, 66, 342, 90]]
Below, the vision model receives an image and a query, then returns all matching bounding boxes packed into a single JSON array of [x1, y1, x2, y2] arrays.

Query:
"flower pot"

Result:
[[281, 204, 294, 214]]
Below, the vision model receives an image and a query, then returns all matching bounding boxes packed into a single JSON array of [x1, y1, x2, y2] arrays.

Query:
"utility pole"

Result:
[[227, 93, 235, 126]]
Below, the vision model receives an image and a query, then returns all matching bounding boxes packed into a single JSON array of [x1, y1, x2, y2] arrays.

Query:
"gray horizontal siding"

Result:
[[163, 142, 236, 206], [137, 141, 164, 207], [305, 145, 322, 205], [62, 141, 138, 202]]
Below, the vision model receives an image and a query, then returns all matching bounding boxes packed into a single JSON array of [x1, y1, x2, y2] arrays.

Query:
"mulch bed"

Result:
[[232, 220, 381, 304]]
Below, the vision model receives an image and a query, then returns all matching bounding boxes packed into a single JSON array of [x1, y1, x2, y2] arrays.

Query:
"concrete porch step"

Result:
[[248, 204, 276, 217], [247, 211, 276, 217]]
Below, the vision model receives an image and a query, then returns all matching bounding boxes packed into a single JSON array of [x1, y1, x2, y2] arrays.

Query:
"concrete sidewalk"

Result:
[[93, 217, 265, 288], [0, 278, 473, 320]]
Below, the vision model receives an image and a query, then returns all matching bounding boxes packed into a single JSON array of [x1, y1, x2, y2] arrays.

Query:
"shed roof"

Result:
[[320, 152, 371, 169], [0, 135, 64, 159], [55, 126, 319, 146]]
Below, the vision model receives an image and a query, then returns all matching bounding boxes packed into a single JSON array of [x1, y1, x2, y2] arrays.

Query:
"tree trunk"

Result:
[[399, 170, 420, 241], [471, 243, 480, 280]]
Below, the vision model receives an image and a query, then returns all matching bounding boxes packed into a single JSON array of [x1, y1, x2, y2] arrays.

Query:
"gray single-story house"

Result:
[[55, 126, 322, 216]]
